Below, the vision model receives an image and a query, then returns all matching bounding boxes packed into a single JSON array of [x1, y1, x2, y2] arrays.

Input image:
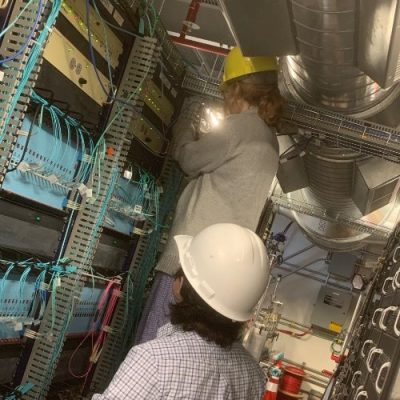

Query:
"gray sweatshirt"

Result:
[[155, 107, 279, 275]]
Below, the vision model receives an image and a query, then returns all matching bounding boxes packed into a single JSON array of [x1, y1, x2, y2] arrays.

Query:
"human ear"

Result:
[[172, 276, 184, 302]]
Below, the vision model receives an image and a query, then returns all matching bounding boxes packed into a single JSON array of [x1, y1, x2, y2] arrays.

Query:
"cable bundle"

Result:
[[9, 91, 94, 188], [68, 279, 122, 393], [118, 163, 183, 357], [0, 258, 77, 325], [0, 0, 62, 145], [109, 165, 161, 231]]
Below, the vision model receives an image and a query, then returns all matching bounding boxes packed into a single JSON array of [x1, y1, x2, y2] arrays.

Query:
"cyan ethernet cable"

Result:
[[27, 91, 95, 187], [0, 0, 62, 144], [3, 382, 35, 400]]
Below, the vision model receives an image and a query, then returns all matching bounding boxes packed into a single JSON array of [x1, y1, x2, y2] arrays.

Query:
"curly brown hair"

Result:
[[170, 269, 244, 348], [222, 72, 285, 127]]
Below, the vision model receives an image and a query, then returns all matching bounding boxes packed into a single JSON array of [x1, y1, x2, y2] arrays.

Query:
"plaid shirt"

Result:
[[92, 323, 265, 399]]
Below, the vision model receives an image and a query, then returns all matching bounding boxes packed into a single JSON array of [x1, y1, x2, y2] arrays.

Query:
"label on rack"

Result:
[[133, 204, 143, 214], [329, 321, 343, 333]]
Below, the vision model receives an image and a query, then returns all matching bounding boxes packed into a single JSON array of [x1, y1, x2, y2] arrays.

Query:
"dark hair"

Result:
[[223, 72, 285, 127], [170, 269, 244, 348]]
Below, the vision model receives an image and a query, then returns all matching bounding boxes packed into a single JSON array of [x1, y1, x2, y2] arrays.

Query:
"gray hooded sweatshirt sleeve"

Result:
[[155, 107, 279, 275]]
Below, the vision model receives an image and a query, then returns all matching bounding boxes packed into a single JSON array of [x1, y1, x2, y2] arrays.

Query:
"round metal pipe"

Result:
[[280, 0, 400, 116]]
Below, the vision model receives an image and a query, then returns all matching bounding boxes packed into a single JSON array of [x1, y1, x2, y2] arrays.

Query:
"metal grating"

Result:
[[19, 37, 160, 399], [282, 102, 400, 163], [182, 71, 223, 99], [272, 193, 392, 238], [0, 0, 54, 186], [182, 73, 400, 163]]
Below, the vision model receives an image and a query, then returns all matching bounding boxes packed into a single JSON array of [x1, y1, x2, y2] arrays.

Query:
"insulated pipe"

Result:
[[280, 0, 397, 115]]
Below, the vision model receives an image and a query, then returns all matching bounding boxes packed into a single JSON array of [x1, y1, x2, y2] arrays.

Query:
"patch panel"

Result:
[[42, 28, 110, 105], [130, 116, 169, 155], [61, 0, 123, 69], [0, 280, 35, 340], [140, 79, 175, 125], [0, 280, 105, 339], [2, 116, 82, 210]]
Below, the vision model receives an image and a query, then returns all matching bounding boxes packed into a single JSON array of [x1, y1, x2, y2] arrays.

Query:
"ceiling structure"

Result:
[[152, 0, 234, 81]]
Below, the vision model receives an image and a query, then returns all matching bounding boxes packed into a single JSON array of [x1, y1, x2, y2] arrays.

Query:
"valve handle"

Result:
[[366, 347, 383, 373], [394, 308, 400, 337], [382, 277, 393, 295], [393, 268, 400, 290], [355, 390, 368, 400], [351, 371, 362, 389], [372, 309, 383, 327], [361, 340, 374, 358], [393, 245, 400, 262], [375, 362, 391, 394], [379, 306, 398, 331]]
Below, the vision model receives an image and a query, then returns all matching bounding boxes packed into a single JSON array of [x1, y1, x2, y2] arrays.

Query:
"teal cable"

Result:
[[0, 0, 62, 144], [18, 266, 31, 317]]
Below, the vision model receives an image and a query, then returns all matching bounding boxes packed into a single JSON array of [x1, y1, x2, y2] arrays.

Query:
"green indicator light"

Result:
[[35, 216, 41, 223]]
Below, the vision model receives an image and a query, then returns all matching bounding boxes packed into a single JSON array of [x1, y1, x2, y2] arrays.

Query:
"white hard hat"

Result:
[[174, 223, 269, 321]]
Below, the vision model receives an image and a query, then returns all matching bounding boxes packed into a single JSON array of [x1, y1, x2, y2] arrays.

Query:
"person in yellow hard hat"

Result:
[[135, 47, 284, 345]]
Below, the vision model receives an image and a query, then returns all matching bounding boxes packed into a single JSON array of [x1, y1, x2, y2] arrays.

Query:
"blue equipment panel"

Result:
[[0, 277, 103, 339], [2, 116, 81, 210], [0, 279, 35, 340]]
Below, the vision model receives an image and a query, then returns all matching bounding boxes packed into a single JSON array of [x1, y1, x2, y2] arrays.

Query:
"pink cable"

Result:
[[81, 286, 121, 391], [68, 280, 118, 379]]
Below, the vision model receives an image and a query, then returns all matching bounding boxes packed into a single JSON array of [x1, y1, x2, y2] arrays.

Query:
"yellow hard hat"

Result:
[[222, 47, 278, 88]]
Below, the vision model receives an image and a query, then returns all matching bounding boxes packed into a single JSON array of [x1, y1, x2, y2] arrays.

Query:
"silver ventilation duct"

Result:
[[279, 0, 400, 117], [221, 0, 400, 251]]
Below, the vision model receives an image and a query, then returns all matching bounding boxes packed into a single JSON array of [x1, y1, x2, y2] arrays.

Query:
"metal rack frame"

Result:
[[272, 194, 393, 238], [0, 1, 54, 186], [18, 36, 160, 399], [89, 154, 183, 395]]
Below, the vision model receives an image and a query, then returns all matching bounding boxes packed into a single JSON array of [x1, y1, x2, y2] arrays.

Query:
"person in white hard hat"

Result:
[[136, 47, 283, 344], [93, 224, 269, 400]]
